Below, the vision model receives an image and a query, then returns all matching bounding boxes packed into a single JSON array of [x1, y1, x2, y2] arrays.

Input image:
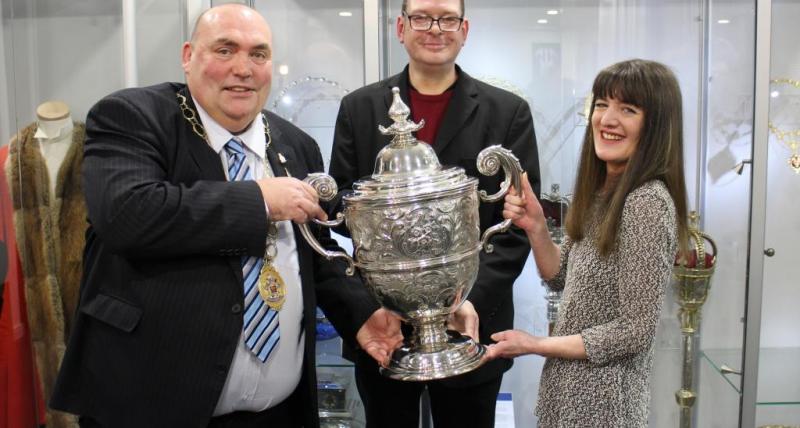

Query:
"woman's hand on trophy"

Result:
[[447, 300, 479, 341], [484, 331, 588, 361], [356, 308, 404, 367], [503, 172, 547, 236], [483, 329, 543, 360]]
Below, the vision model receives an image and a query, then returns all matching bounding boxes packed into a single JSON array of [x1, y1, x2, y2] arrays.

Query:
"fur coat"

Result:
[[6, 122, 85, 428]]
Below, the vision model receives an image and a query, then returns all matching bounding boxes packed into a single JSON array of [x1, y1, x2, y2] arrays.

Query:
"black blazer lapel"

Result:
[[178, 87, 249, 283], [264, 116, 297, 179], [265, 116, 316, 342], [434, 69, 479, 156], [177, 87, 227, 181]]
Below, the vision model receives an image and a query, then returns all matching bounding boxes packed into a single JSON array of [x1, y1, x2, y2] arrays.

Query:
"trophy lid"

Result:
[[346, 87, 475, 202]]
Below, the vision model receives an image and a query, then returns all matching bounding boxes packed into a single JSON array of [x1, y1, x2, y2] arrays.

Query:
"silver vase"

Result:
[[299, 87, 523, 381]]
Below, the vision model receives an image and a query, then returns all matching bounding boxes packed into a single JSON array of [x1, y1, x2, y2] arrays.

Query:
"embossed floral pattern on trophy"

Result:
[[298, 88, 523, 380]]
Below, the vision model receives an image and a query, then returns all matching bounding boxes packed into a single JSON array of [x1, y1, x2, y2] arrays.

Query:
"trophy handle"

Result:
[[476, 145, 524, 254], [299, 173, 356, 275]]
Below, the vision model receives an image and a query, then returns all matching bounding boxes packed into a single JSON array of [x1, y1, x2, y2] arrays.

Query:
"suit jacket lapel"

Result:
[[265, 115, 315, 333], [177, 86, 226, 181], [434, 68, 479, 156], [177, 87, 243, 280], [263, 114, 294, 178]]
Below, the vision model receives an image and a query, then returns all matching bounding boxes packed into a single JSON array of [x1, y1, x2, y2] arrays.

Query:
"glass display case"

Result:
[[0, 0, 797, 427]]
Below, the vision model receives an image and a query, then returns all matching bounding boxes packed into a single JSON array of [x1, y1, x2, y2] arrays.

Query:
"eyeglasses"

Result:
[[404, 13, 464, 32]]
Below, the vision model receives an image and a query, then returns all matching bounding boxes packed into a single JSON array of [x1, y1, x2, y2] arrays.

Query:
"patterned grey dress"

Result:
[[536, 180, 677, 427]]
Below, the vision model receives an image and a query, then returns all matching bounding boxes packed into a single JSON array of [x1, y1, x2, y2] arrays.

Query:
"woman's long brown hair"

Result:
[[566, 59, 689, 257]]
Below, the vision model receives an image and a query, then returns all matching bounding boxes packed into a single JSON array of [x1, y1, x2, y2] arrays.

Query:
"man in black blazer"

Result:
[[50, 5, 401, 428], [328, 0, 541, 427]]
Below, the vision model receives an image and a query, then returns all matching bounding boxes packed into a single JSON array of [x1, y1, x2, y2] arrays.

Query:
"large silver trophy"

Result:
[[299, 87, 523, 381]]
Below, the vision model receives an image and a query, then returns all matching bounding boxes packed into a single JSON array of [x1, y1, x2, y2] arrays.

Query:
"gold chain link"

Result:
[[176, 91, 283, 260], [176, 92, 272, 152]]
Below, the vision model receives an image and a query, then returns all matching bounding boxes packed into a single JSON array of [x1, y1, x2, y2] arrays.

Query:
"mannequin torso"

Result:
[[34, 101, 74, 196], [4, 100, 85, 428]]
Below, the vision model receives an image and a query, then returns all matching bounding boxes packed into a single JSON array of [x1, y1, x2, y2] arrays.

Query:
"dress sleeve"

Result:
[[581, 188, 677, 366]]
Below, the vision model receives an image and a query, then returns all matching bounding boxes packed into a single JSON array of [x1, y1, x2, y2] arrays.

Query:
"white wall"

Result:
[[135, 0, 185, 86], [5, 12, 124, 130]]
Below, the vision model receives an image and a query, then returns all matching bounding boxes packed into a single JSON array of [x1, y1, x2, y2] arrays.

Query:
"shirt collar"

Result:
[[192, 97, 266, 161]]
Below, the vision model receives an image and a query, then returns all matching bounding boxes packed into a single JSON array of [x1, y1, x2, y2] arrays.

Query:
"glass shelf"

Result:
[[316, 336, 353, 368], [315, 337, 363, 426], [317, 352, 355, 368], [702, 348, 800, 405]]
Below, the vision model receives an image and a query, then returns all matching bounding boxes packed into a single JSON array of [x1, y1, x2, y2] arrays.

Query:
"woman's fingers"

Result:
[[520, 172, 537, 200]]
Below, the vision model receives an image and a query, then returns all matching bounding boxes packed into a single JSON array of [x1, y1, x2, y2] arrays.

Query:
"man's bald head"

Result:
[[190, 4, 266, 44], [182, 4, 274, 133]]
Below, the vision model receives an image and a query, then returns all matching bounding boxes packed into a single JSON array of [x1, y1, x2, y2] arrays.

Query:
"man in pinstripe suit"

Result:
[[50, 5, 401, 428]]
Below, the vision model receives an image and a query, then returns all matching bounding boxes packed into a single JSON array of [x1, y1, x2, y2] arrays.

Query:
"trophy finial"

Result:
[[379, 87, 425, 138], [388, 87, 410, 124]]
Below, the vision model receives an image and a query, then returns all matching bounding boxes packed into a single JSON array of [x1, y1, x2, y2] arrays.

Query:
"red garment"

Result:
[[0, 144, 46, 428], [409, 87, 454, 145]]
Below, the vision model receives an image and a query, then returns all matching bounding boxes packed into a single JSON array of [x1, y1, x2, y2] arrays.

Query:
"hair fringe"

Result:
[[566, 59, 689, 257]]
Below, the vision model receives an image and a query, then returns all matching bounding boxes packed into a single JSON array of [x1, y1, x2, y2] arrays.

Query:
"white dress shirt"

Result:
[[194, 101, 305, 415]]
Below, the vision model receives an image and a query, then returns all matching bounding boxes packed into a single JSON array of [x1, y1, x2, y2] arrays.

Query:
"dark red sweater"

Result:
[[409, 86, 454, 145]]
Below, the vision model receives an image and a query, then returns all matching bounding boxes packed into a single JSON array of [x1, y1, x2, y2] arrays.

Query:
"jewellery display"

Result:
[[768, 78, 800, 174], [673, 211, 717, 428], [539, 183, 570, 335], [270, 76, 350, 169], [475, 75, 528, 100], [297, 87, 523, 381], [476, 75, 588, 169], [270, 76, 349, 125], [317, 379, 348, 414], [317, 372, 359, 428], [477, 74, 578, 164], [178, 92, 287, 308]]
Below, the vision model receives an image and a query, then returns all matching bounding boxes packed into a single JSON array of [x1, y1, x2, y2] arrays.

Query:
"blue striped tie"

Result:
[[224, 137, 280, 363]]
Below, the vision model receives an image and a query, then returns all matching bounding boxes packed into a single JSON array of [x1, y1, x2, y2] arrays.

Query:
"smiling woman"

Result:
[[592, 97, 644, 177], [487, 59, 690, 428], [573, 59, 688, 256]]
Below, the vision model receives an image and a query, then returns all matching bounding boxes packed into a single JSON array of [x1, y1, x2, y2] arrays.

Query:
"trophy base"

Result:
[[380, 331, 485, 381]]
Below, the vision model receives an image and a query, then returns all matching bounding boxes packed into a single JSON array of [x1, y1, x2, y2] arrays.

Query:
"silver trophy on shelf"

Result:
[[299, 87, 523, 381], [539, 184, 570, 335]]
